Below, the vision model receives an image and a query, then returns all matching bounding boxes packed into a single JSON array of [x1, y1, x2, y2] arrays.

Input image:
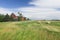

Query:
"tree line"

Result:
[[0, 12, 30, 22]]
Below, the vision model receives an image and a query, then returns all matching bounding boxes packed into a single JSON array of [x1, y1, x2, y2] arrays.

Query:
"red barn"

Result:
[[10, 13, 27, 21], [10, 13, 18, 21]]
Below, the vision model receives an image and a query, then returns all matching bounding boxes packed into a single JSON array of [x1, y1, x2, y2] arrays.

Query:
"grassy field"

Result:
[[0, 21, 60, 40]]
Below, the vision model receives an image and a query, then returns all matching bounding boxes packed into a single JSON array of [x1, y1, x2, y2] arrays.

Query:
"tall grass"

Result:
[[0, 21, 60, 40]]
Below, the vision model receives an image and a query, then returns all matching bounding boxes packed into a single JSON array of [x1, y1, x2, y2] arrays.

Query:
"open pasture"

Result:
[[0, 21, 60, 40]]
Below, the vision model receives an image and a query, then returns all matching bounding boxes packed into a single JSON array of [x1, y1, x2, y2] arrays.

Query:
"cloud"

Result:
[[19, 7, 60, 20], [0, 8, 11, 15], [30, 0, 60, 8], [0, 7, 19, 15], [18, 0, 60, 20], [0, 0, 60, 20]]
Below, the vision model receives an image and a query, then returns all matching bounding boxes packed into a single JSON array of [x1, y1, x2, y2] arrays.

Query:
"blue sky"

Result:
[[0, 0, 33, 8], [0, 0, 60, 20]]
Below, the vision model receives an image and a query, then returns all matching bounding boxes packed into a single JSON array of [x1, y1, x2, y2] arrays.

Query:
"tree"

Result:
[[27, 18, 30, 20], [18, 12, 23, 17], [18, 12, 23, 21], [0, 14, 5, 22], [3, 14, 10, 22]]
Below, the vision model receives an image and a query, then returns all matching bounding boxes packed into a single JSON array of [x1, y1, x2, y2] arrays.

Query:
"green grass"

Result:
[[0, 21, 60, 40]]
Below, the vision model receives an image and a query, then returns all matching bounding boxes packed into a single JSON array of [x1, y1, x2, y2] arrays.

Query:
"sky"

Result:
[[0, 0, 60, 20]]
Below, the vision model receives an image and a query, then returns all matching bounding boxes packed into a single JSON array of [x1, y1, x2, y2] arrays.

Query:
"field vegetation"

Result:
[[0, 21, 60, 40]]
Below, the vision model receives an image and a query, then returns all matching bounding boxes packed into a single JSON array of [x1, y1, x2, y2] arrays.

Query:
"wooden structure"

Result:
[[10, 13, 27, 21], [10, 13, 18, 21]]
